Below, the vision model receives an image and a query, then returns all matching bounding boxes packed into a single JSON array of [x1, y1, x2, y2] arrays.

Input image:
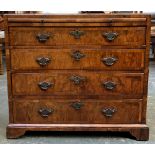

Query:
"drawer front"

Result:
[[11, 49, 145, 70], [12, 72, 144, 97], [10, 27, 145, 46], [13, 99, 142, 124]]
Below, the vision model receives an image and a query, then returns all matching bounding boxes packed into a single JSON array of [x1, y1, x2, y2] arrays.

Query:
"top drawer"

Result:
[[9, 27, 146, 46]]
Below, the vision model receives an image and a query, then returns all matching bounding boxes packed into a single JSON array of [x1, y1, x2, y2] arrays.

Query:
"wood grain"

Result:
[[4, 14, 151, 140], [11, 49, 145, 71], [9, 27, 145, 46], [12, 71, 144, 98], [13, 99, 142, 124]]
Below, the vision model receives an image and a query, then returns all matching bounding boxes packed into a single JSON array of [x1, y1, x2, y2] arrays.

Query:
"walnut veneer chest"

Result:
[[4, 14, 151, 140]]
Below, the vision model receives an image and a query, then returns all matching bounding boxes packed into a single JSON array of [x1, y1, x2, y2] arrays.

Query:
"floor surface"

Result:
[[0, 61, 155, 144]]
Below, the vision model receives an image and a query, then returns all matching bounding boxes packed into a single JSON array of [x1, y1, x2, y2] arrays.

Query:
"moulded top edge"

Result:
[[6, 18, 147, 23], [4, 13, 151, 17]]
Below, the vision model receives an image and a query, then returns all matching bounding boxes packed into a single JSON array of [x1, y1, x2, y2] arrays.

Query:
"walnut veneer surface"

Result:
[[4, 14, 151, 140]]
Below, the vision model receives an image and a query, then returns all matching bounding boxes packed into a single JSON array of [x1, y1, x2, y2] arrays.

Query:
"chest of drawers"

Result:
[[4, 14, 151, 140]]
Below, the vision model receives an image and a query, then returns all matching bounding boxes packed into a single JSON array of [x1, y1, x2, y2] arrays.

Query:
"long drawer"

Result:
[[13, 99, 142, 124], [12, 71, 144, 98], [11, 49, 145, 70], [9, 27, 146, 46]]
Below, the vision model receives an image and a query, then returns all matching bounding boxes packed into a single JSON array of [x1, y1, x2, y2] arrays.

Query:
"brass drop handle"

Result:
[[70, 75, 86, 85], [38, 81, 54, 90], [38, 108, 54, 117], [71, 50, 85, 61], [102, 81, 117, 90], [102, 32, 118, 41], [36, 57, 51, 67], [69, 30, 85, 39], [101, 57, 118, 66], [36, 33, 51, 43], [71, 101, 84, 110], [102, 107, 117, 117]]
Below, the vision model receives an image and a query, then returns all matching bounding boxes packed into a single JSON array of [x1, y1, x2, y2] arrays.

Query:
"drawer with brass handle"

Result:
[[36, 57, 52, 67], [36, 33, 52, 43], [13, 99, 142, 124], [9, 27, 145, 46], [38, 108, 54, 117], [102, 32, 118, 41], [11, 49, 145, 71], [69, 75, 87, 85], [12, 71, 144, 98], [38, 81, 54, 90]]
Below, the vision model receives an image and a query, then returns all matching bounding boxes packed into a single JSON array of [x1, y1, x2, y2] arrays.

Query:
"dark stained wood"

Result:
[[5, 14, 151, 140], [129, 127, 149, 141], [7, 126, 26, 139]]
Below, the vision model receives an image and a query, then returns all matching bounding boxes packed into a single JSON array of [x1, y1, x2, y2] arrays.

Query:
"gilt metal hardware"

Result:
[[70, 75, 86, 85], [36, 33, 51, 42], [69, 30, 85, 39], [102, 107, 117, 117], [38, 108, 54, 117], [71, 101, 84, 110], [38, 81, 54, 90], [102, 81, 117, 90], [71, 50, 85, 61], [102, 32, 118, 41], [36, 57, 51, 67], [101, 57, 118, 66]]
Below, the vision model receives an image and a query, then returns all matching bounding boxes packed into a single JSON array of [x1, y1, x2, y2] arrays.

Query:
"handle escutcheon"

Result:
[[70, 75, 86, 85], [102, 108, 117, 117], [71, 50, 85, 61], [38, 108, 54, 117], [102, 81, 117, 90], [36, 57, 51, 67], [102, 32, 118, 41], [36, 33, 51, 43], [71, 101, 84, 110], [38, 81, 54, 90], [70, 30, 85, 39], [101, 57, 118, 66]]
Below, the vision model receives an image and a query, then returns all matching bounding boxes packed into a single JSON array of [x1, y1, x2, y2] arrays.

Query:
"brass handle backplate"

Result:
[[102, 32, 118, 41], [102, 107, 117, 117], [38, 108, 54, 117], [36, 33, 51, 42], [38, 81, 54, 90], [69, 30, 85, 39], [71, 101, 84, 110], [36, 57, 51, 67], [101, 57, 118, 66], [71, 50, 85, 61], [70, 75, 86, 85], [102, 81, 117, 90]]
